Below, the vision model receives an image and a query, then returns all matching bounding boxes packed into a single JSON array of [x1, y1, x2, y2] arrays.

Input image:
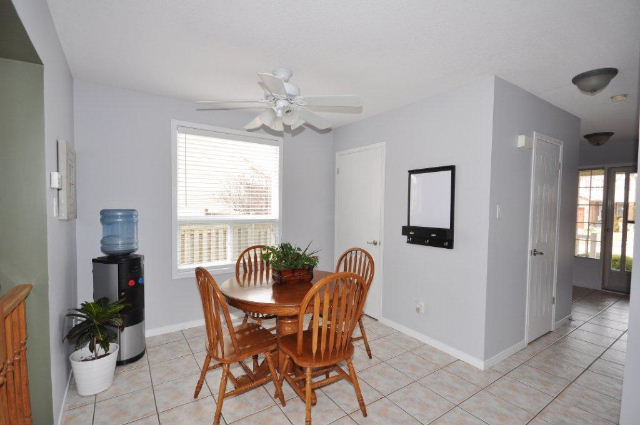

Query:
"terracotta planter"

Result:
[[273, 268, 314, 283]]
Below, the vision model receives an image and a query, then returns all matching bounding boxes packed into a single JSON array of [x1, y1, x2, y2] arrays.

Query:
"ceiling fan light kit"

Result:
[[571, 67, 618, 95], [197, 68, 363, 132], [584, 132, 614, 146]]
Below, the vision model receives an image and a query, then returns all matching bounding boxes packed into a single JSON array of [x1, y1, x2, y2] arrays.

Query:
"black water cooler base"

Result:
[[92, 254, 146, 365]]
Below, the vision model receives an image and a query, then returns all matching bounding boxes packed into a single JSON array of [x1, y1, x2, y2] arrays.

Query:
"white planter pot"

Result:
[[70, 343, 119, 396]]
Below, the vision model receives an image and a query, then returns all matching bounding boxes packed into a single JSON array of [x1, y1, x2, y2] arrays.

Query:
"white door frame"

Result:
[[334, 142, 386, 318], [524, 132, 563, 343]]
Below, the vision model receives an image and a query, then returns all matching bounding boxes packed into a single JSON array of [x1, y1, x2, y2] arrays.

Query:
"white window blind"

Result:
[[173, 123, 281, 275]]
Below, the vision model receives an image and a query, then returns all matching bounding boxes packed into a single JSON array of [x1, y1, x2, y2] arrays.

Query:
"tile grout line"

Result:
[[87, 290, 625, 425], [434, 293, 628, 425], [522, 301, 628, 424], [144, 347, 161, 424], [91, 395, 96, 425]]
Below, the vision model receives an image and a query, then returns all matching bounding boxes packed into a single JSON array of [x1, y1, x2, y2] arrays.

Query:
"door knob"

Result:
[[531, 249, 544, 256], [366, 240, 379, 246]]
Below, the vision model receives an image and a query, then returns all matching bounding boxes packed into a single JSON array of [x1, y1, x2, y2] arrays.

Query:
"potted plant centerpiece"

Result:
[[263, 242, 319, 283], [65, 297, 127, 396]]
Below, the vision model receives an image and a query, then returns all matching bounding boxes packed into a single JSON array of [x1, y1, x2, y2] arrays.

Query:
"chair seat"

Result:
[[208, 323, 277, 362], [280, 330, 355, 367]]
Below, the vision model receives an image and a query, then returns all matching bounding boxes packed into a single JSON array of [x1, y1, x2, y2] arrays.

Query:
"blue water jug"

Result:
[[100, 209, 138, 255]]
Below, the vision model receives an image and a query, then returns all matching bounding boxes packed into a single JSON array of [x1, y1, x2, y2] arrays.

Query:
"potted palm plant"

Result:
[[65, 297, 127, 396], [263, 242, 319, 283]]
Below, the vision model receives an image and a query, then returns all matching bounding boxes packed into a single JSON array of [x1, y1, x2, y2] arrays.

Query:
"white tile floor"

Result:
[[62, 286, 629, 425]]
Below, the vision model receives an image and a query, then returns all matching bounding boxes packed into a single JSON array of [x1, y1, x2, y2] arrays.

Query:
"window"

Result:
[[575, 169, 604, 259], [172, 122, 282, 277]]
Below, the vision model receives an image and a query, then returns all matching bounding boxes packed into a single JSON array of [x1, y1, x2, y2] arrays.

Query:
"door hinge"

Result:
[[336, 168, 340, 175], [558, 162, 562, 171], [552, 296, 556, 305]]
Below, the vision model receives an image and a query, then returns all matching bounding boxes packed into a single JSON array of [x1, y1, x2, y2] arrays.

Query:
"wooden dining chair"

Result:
[[278, 272, 369, 425], [335, 248, 375, 358], [194, 267, 285, 425], [235, 245, 276, 328]]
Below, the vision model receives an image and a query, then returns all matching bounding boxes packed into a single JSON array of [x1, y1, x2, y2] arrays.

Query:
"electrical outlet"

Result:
[[416, 301, 425, 314]]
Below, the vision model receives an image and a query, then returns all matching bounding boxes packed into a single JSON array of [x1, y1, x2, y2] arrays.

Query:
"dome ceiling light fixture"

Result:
[[584, 132, 614, 146], [571, 68, 618, 95]]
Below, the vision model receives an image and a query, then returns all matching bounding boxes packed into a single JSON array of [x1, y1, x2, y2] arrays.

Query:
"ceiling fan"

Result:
[[197, 68, 363, 131]]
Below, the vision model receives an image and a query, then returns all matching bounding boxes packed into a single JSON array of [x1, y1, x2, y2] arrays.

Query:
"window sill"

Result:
[[173, 264, 235, 280]]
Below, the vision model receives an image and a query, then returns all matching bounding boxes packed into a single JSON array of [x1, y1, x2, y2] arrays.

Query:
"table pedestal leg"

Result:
[[276, 315, 317, 405], [276, 316, 298, 368]]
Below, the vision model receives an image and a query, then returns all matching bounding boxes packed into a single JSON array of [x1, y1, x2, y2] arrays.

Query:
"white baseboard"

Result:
[[554, 314, 571, 329], [56, 371, 73, 425], [378, 316, 486, 369], [145, 319, 206, 337], [145, 312, 243, 337], [483, 339, 527, 370]]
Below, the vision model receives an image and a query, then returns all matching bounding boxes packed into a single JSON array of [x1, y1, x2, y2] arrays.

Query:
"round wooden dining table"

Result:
[[219, 269, 332, 345], [219, 269, 333, 403]]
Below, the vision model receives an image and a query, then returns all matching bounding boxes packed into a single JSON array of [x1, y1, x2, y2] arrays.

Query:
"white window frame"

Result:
[[171, 120, 283, 279], [575, 167, 606, 260]]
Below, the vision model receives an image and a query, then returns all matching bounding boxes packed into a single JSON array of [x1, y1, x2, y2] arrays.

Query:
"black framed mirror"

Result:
[[401, 165, 455, 248]]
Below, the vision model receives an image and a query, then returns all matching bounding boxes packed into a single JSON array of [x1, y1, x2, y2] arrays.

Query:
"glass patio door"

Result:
[[603, 167, 636, 293]]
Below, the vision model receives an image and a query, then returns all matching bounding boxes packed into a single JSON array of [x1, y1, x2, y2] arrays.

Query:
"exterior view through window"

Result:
[[610, 170, 636, 272], [173, 123, 281, 275], [576, 169, 604, 259]]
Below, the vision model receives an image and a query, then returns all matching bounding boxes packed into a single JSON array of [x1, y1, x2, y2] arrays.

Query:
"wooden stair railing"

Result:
[[0, 284, 33, 425]]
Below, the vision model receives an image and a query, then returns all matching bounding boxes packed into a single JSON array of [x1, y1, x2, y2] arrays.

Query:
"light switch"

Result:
[[50, 171, 61, 189]]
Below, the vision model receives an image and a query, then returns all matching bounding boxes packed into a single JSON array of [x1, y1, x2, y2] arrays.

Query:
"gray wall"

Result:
[[484, 77, 580, 359], [73, 81, 334, 331], [619, 59, 639, 422], [0, 58, 51, 424], [333, 77, 495, 361], [573, 257, 604, 290], [620, 141, 640, 424], [580, 138, 637, 167], [13, 0, 78, 421]]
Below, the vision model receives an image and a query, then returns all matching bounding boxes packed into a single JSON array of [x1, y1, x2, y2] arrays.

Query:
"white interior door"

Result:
[[526, 133, 562, 343], [335, 143, 385, 318]]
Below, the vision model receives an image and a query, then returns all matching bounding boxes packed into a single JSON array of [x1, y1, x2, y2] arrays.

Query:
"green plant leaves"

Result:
[[64, 297, 129, 360], [262, 242, 320, 270]]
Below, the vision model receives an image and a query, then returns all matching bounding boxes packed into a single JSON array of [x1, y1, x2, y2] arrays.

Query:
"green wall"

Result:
[[0, 57, 53, 424]]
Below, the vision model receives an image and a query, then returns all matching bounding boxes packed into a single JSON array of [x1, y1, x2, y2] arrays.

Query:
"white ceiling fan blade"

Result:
[[244, 109, 276, 130], [258, 73, 287, 96], [303, 95, 362, 108], [244, 114, 263, 130], [270, 117, 284, 132], [291, 119, 305, 130], [196, 100, 270, 110], [297, 108, 332, 130], [304, 105, 363, 113]]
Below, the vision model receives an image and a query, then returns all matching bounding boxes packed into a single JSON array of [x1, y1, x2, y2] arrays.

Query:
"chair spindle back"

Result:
[[336, 248, 375, 287], [298, 272, 368, 358], [235, 245, 271, 280], [195, 267, 238, 359]]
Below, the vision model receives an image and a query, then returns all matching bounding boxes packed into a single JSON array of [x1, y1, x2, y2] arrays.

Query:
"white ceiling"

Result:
[[48, 0, 640, 141]]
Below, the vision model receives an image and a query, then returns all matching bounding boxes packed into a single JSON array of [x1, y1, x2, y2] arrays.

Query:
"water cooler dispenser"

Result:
[[92, 209, 146, 365]]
